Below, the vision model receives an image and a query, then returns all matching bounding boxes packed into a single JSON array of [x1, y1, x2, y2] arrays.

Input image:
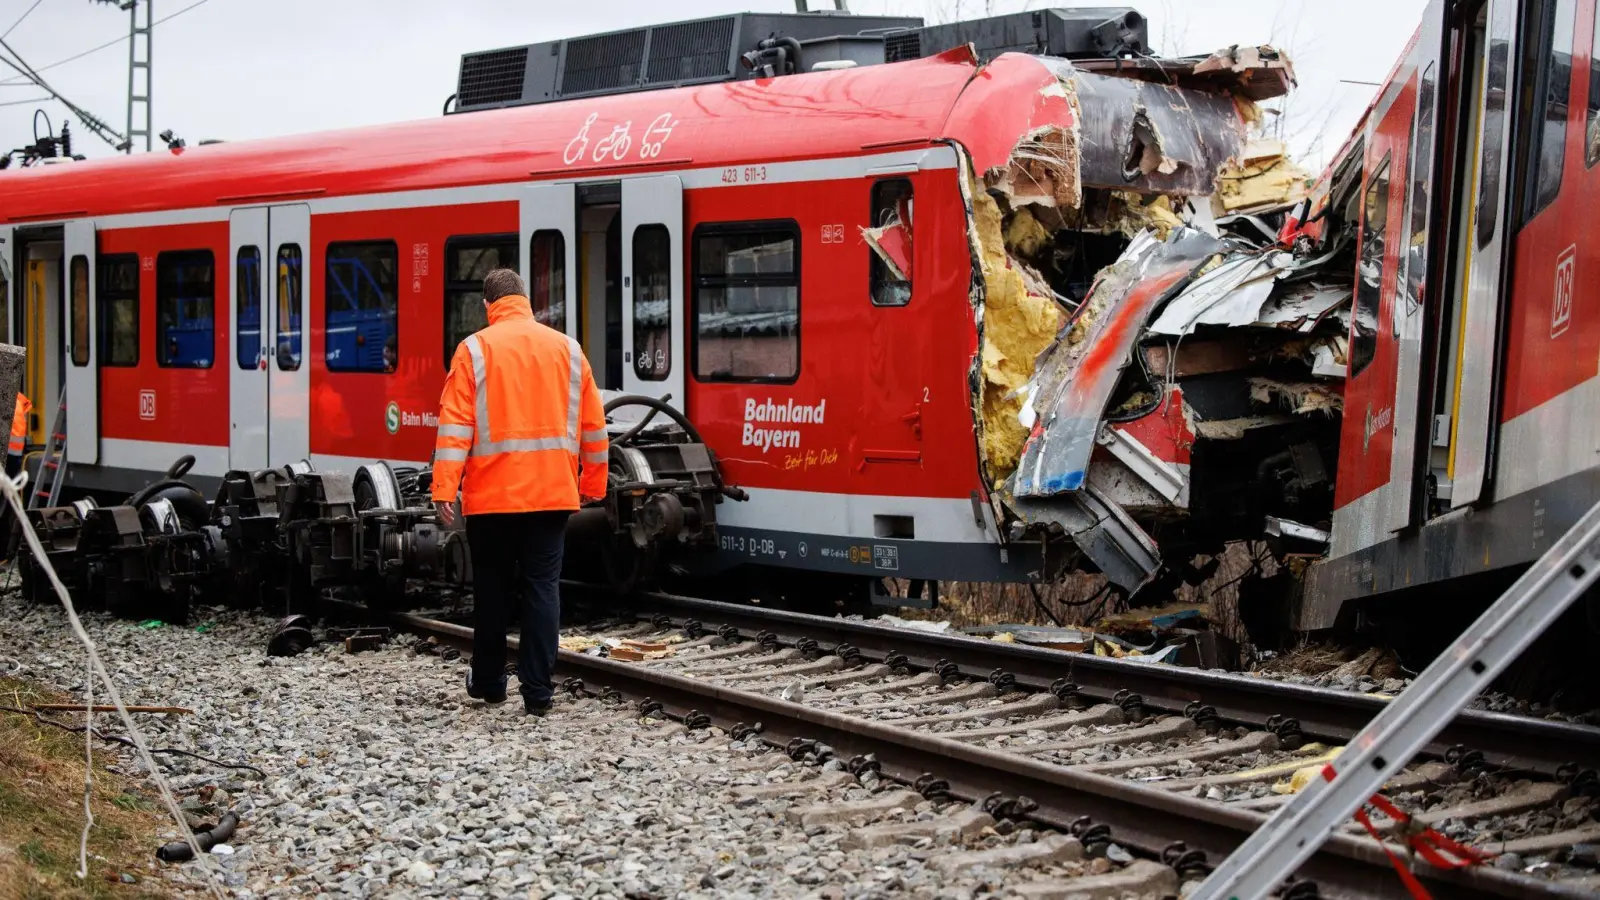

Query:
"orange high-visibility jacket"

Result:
[[8, 394, 30, 457], [431, 295, 608, 515]]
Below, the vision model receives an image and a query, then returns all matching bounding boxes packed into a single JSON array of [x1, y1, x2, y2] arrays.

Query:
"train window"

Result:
[[869, 178, 913, 307], [276, 245, 303, 371], [69, 255, 89, 367], [692, 223, 800, 383], [443, 234, 517, 365], [1351, 154, 1391, 377], [1524, 0, 1577, 220], [530, 230, 566, 332], [1588, 0, 1600, 167], [98, 254, 138, 367], [632, 224, 671, 381], [325, 241, 397, 373], [1403, 63, 1437, 319], [155, 250, 215, 369], [1475, 27, 1511, 250], [236, 246, 261, 370]]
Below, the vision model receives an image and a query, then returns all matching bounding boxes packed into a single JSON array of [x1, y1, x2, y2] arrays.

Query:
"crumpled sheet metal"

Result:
[[1005, 482, 1161, 594], [1012, 227, 1223, 499], [1146, 251, 1293, 337], [1061, 62, 1250, 198]]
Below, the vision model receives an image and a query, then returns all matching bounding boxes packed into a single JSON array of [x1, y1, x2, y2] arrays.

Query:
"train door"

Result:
[[1386, 4, 1449, 532], [1444, 0, 1519, 508], [520, 182, 578, 344], [1337, 76, 1416, 512], [620, 175, 684, 410], [229, 208, 269, 470], [23, 240, 60, 448], [576, 183, 622, 390], [63, 220, 97, 463], [268, 205, 310, 467]]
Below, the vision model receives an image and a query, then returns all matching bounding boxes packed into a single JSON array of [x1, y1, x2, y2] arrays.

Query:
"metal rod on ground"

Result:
[[1189, 496, 1600, 900]]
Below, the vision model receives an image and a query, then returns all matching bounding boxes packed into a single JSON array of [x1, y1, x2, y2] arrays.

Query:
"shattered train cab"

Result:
[[931, 45, 1348, 599]]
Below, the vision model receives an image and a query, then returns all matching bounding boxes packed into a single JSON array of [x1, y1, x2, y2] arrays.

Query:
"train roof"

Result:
[[0, 48, 1017, 225]]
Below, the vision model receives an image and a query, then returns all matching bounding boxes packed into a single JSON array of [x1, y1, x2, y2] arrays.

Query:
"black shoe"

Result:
[[467, 672, 507, 704], [524, 701, 553, 717]]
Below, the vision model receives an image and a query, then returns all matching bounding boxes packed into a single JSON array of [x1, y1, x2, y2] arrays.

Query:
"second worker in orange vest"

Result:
[[432, 268, 608, 715]]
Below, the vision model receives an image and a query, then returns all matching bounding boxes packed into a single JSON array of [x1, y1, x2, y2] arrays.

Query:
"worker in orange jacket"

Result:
[[6, 393, 30, 480], [432, 268, 608, 716]]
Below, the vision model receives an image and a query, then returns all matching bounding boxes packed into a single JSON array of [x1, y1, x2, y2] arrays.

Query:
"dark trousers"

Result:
[[465, 510, 569, 706]]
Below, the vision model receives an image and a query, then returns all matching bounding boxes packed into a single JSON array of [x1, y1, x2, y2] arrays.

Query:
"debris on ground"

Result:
[[0, 676, 186, 897]]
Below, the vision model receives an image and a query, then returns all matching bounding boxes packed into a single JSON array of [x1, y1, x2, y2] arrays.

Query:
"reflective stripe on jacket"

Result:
[[430, 295, 608, 515], [8, 394, 30, 457]]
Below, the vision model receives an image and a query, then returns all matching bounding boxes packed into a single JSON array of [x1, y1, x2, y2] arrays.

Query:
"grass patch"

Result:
[[0, 675, 184, 898]]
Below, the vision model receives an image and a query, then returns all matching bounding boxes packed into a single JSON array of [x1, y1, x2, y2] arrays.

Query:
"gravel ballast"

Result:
[[1, 596, 1144, 899]]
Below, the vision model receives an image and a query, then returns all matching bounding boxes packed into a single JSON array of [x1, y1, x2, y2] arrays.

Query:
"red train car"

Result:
[[0, 8, 1304, 611], [1290, 0, 1600, 638]]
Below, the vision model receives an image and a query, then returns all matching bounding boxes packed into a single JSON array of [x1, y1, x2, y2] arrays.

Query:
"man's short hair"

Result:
[[483, 268, 526, 303]]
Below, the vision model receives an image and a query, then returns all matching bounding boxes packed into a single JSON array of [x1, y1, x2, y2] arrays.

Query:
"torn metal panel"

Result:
[[1096, 425, 1185, 503], [1012, 227, 1222, 498], [1146, 251, 1293, 337], [1057, 62, 1251, 197], [1072, 44, 1297, 101], [1255, 283, 1351, 332], [1005, 483, 1161, 594]]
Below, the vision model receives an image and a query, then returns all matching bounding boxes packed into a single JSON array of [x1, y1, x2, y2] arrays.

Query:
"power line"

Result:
[[0, 93, 51, 107], [2, 0, 45, 41], [0, 0, 213, 86], [0, 35, 127, 149]]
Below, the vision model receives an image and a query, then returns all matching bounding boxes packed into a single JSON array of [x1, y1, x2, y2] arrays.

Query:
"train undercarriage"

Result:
[[13, 395, 740, 625]]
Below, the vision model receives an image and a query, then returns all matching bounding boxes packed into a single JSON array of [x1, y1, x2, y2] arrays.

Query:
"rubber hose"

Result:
[[126, 456, 199, 510], [156, 811, 239, 862], [609, 394, 673, 447], [602, 394, 707, 446]]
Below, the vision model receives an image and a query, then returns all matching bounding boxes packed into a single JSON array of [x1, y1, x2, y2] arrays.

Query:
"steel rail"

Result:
[[376, 609, 1585, 900], [622, 591, 1600, 774]]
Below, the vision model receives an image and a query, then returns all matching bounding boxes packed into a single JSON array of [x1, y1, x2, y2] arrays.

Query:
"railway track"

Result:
[[329, 595, 1600, 900]]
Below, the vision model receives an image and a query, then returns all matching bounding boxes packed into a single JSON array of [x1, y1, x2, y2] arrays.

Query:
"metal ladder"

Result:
[[27, 394, 67, 511], [1191, 496, 1600, 899]]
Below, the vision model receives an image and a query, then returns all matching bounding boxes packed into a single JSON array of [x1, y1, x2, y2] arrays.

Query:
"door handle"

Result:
[[901, 404, 922, 440]]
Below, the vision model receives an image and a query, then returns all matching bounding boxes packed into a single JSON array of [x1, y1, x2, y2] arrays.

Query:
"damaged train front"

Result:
[[941, 45, 1347, 606]]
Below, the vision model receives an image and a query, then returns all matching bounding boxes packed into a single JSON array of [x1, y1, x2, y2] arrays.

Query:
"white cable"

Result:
[[77, 650, 93, 879], [1, 470, 227, 897]]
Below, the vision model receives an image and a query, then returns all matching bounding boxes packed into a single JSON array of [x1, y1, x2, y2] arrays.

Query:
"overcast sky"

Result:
[[0, 0, 1428, 170]]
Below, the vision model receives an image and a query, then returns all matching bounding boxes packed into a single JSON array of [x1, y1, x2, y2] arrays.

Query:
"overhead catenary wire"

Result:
[[0, 0, 214, 86], [1, 0, 44, 42], [0, 35, 126, 150]]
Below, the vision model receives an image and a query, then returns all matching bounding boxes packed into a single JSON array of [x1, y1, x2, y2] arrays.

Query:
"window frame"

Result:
[[442, 233, 519, 365], [690, 219, 802, 385], [1520, 0, 1578, 223], [275, 244, 304, 372], [236, 246, 262, 370], [323, 239, 398, 374], [631, 223, 673, 383], [529, 229, 567, 332], [97, 253, 139, 368], [154, 248, 216, 370], [868, 177, 914, 307], [69, 255, 89, 367], [1350, 153, 1393, 378], [1586, 0, 1600, 167]]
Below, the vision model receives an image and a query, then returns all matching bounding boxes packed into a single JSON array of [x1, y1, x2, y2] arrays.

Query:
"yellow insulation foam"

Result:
[[972, 172, 1063, 479]]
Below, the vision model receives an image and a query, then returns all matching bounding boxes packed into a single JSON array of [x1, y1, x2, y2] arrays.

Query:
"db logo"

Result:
[[1551, 244, 1577, 338], [384, 401, 400, 435], [138, 390, 156, 421]]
